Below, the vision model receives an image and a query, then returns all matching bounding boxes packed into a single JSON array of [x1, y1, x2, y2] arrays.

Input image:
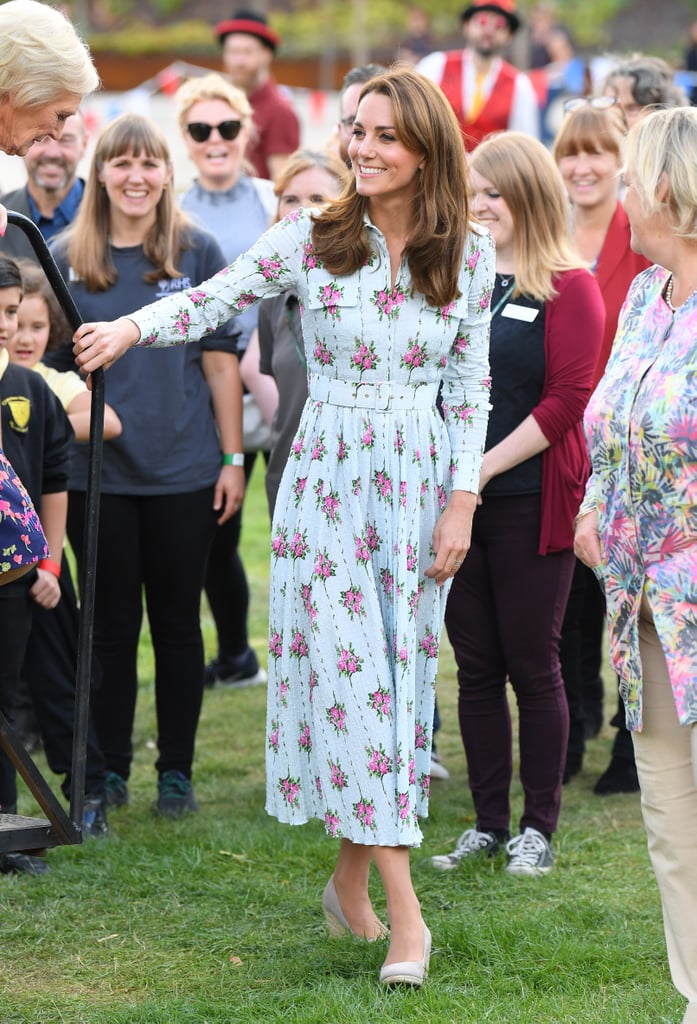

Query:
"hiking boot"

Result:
[[0, 851, 51, 875], [431, 828, 500, 871], [82, 792, 109, 838], [155, 770, 198, 818], [506, 827, 555, 877], [204, 647, 267, 689], [593, 757, 640, 795], [104, 771, 129, 808]]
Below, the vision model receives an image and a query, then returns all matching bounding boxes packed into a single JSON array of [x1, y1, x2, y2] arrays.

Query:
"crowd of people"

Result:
[[0, 0, 695, 1019]]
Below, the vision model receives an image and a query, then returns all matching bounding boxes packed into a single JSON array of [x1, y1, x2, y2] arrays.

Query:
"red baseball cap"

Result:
[[215, 9, 281, 51], [461, 0, 521, 32]]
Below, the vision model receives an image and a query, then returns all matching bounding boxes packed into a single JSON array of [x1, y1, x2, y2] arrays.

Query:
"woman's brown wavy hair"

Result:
[[66, 113, 193, 292], [311, 66, 471, 308]]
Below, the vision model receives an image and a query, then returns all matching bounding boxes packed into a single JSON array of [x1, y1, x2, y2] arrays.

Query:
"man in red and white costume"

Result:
[[417, 0, 539, 151]]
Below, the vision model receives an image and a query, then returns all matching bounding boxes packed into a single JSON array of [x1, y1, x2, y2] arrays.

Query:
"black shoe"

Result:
[[155, 770, 198, 818], [204, 647, 266, 689], [593, 757, 640, 795], [583, 708, 604, 740], [0, 852, 51, 875], [82, 792, 109, 838], [104, 771, 129, 808]]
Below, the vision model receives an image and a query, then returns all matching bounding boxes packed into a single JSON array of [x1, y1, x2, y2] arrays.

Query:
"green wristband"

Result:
[[222, 453, 245, 467]]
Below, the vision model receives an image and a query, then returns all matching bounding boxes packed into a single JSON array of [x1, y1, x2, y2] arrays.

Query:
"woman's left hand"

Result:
[[73, 316, 142, 374], [425, 490, 477, 586], [213, 465, 245, 524]]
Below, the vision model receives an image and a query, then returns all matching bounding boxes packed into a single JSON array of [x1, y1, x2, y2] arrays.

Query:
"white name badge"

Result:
[[501, 303, 539, 322]]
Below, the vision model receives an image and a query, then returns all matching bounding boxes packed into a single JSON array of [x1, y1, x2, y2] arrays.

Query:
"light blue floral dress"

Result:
[[130, 209, 494, 845]]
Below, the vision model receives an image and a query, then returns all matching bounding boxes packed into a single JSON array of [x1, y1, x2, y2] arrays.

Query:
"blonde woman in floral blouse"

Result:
[[575, 107, 697, 1024], [72, 68, 494, 988]]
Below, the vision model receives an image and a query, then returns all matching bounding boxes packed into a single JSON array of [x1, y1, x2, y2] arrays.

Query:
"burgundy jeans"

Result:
[[445, 493, 573, 836]]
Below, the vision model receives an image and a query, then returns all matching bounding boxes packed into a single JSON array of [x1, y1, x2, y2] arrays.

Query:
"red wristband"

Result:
[[38, 558, 61, 579]]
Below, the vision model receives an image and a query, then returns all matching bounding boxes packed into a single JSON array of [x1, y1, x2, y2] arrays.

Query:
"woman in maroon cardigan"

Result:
[[553, 102, 650, 792], [431, 133, 604, 877]]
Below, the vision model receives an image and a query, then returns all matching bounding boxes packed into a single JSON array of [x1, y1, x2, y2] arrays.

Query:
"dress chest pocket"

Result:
[[306, 271, 359, 321]]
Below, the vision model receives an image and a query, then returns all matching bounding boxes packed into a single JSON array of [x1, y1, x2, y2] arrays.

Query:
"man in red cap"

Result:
[[417, 1, 539, 151], [215, 9, 300, 179]]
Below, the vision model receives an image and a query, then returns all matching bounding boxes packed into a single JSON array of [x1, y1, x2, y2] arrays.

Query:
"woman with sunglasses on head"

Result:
[[177, 72, 276, 690], [431, 132, 604, 878], [553, 99, 651, 792], [50, 112, 244, 817]]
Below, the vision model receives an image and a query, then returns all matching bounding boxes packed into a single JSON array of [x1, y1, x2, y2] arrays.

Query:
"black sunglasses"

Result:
[[186, 120, 242, 143]]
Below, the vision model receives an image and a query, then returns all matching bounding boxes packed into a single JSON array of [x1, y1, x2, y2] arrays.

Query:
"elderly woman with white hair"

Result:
[[0, 0, 98, 586], [575, 106, 697, 1024]]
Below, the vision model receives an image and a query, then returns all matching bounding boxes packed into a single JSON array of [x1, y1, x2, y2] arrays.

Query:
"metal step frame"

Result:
[[0, 211, 104, 852]]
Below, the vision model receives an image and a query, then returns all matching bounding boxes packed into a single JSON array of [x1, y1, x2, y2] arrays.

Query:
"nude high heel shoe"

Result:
[[379, 923, 431, 987], [322, 877, 389, 940]]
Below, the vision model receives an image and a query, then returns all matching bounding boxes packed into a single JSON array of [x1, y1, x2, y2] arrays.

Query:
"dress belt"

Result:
[[309, 374, 438, 411]]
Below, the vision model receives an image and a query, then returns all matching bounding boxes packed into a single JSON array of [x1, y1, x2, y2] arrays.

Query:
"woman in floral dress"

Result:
[[575, 107, 697, 1024], [73, 68, 494, 987]]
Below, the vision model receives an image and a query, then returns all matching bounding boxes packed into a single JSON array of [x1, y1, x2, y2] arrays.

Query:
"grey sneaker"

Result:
[[431, 828, 500, 871], [505, 827, 555, 876], [430, 751, 450, 781]]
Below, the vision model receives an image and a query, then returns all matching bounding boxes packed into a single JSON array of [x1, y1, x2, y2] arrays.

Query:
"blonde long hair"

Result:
[[66, 113, 194, 292], [471, 132, 586, 301]]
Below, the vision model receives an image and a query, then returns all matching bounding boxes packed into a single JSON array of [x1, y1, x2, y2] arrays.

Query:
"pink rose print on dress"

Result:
[[419, 627, 439, 660], [324, 811, 342, 838], [414, 720, 429, 749], [340, 585, 366, 620], [234, 292, 256, 311], [479, 286, 492, 312], [290, 630, 309, 660], [289, 530, 310, 560], [330, 762, 349, 790], [400, 340, 427, 376], [173, 309, 190, 337], [407, 583, 424, 620], [367, 686, 392, 720], [436, 300, 456, 325], [290, 432, 306, 459], [268, 720, 279, 752], [313, 337, 334, 366], [355, 522, 382, 564], [310, 433, 327, 461], [406, 543, 418, 572], [394, 427, 405, 455], [271, 527, 289, 559], [336, 643, 363, 678], [301, 584, 319, 633], [360, 419, 375, 450], [269, 630, 283, 660], [309, 668, 319, 701], [313, 479, 341, 523], [400, 480, 407, 508], [326, 701, 348, 734], [452, 331, 469, 361], [336, 434, 351, 461], [397, 792, 411, 821], [373, 468, 393, 503], [279, 776, 301, 808], [316, 281, 345, 320], [408, 757, 416, 786], [292, 477, 307, 506], [394, 637, 409, 671], [313, 549, 336, 581], [380, 567, 394, 597], [279, 678, 290, 708], [353, 798, 377, 831], [298, 721, 312, 753], [366, 745, 393, 779], [301, 242, 320, 272], [466, 244, 481, 274], [256, 254, 285, 281], [420, 773, 431, 799], [351, 338, 379, 373], [372, 284, 407, 320]]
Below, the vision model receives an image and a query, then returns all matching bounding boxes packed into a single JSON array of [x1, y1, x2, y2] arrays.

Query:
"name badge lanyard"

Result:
[[491, 281, 516, 317]]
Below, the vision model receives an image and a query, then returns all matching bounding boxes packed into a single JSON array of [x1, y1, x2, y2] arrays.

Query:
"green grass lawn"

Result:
[[1, 468, 682, 1023]]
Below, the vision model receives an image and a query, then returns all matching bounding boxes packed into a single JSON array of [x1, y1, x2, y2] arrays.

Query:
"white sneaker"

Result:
[[430, 752, 450, 781], [505, 827, 555, 877], [431, 828, 500, 871]]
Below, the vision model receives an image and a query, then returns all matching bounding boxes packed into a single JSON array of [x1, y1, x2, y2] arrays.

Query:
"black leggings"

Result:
[[68, 487, 217, 780]]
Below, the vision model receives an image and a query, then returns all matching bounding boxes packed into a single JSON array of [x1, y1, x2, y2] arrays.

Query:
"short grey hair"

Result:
[[0, 1, 99, 108], [604, 55, 689, 110]]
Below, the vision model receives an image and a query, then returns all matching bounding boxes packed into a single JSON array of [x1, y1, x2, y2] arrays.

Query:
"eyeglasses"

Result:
[[186, 120, 242, 143], [472, 12, 508, 30], [563, 96, 618, 114]]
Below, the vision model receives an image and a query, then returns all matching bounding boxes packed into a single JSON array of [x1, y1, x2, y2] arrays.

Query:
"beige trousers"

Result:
[[632, 600, 697, 1024]]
